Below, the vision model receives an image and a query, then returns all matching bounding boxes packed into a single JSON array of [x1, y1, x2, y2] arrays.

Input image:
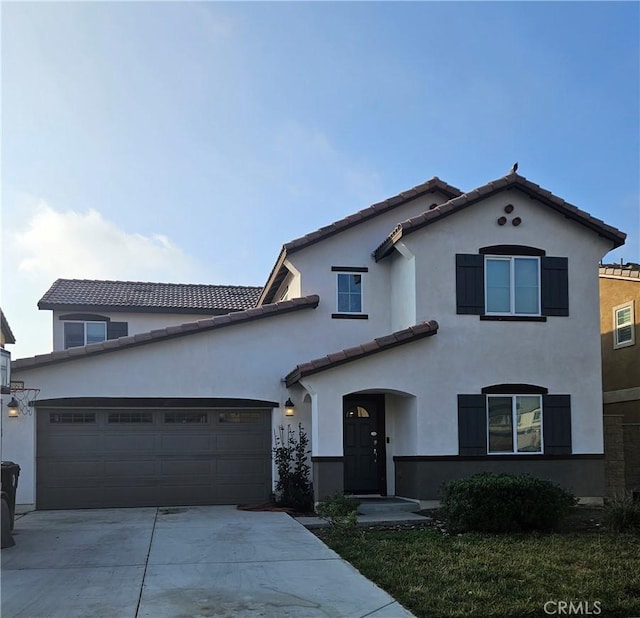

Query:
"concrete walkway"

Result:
[[1, 506, 414, 618]]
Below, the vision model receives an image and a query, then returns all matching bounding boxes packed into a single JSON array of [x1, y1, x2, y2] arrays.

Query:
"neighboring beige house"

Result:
[[600, 263, 640, 495], [7, 170, 626, 511]]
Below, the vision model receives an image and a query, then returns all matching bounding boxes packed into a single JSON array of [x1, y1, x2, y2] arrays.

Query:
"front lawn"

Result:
[[317, 520, 640, 617]]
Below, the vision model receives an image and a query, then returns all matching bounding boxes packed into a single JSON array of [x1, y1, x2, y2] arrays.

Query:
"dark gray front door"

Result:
[[36, 407, 272, 509], [343, 395, 386, 494]]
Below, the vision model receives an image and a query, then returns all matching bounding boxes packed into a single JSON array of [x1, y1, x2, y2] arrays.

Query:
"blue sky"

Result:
[[2, 1, 639, 358]]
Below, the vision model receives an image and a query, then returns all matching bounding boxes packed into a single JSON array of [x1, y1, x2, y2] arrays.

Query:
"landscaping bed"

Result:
[[316, 506, 640, 618]]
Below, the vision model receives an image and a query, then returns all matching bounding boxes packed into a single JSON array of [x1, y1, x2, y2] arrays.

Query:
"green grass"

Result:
[[318, 528, 640, 617]]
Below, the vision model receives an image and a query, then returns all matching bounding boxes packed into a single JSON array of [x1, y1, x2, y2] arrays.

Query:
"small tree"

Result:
[[273, 423, 313, 512]]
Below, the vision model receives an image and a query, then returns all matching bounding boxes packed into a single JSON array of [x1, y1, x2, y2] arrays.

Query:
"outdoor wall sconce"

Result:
[[284, 398, 295, 416], [7, 397, 20, 418]]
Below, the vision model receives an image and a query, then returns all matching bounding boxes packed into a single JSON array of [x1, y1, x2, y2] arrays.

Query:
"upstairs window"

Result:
[[331, 267, 368, 319], [614, 301, 635, 349], [63, 321, 107, 349], [337, 273, 363, 313], [456, 246, 568, 319], [485, 256, 540, 315]]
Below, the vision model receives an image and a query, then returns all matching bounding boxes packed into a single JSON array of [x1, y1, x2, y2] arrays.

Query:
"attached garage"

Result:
[[35, 398, 274, 509]]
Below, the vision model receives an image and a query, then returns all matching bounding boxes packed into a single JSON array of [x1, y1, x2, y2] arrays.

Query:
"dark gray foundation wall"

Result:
[[395, 456, 605, 501], [312, 458, 344, 502]]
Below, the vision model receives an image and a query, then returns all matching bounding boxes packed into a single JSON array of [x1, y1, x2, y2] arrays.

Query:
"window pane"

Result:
[[488, 397, 513, 452], [86, 322, 107, 344], [516, 396, 542, 453], [514, 259, 539, 314], [617, 307, 631, 327], [64, 322, 85, 348], [486, 259, 510, 313], [617, 325, 633, 344], [337, 274, 350, 293], [337, 273, 362, 313], [350, 292, 362, 312]]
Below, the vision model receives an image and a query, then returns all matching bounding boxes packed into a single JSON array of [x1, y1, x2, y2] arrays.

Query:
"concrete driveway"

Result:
[[1, 506, 413, 617]]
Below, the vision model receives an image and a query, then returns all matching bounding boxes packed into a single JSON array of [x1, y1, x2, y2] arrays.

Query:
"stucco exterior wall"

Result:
[[398, 190, 612, 454], [285, 190, 453, 337], [599, 277, 640, 396]]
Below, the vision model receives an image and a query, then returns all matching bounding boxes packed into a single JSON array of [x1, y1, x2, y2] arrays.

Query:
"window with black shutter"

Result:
[[457, 389, 571, 456], [456, 249, 569, 318], [542, 394, 572, 455], [457, 394, 487, 455]]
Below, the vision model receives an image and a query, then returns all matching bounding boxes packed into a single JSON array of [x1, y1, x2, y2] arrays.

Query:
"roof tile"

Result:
[[285, 320, 438, 386], [38, 279, 262, 312]]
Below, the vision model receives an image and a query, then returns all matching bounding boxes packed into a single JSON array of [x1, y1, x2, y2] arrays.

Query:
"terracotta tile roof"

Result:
[[258, 177, 462, 305], [599, 262, 640, 280], [13, 295, 320, 371], [38, 279, 263, 314], [373, 172, 627, 261], [1, 309, 16, 345], [283, 177, 462, 254], [285, 320, 438, 386]]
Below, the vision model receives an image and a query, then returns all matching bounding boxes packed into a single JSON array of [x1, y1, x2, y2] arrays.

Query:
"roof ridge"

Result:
[[48, 278, 262, 289], [373, 172, 626, 260]]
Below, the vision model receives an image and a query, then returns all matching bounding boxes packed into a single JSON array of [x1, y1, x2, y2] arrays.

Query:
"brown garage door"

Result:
[[36, 407, 272, 509]]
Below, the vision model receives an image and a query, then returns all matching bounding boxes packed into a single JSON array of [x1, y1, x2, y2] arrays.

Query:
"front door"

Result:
[[343, 395, 386, 494]]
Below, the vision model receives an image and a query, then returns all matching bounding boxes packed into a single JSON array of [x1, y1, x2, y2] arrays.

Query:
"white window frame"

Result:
[[487, 394, 543, 455], [485, 255, 541, 316], [613, 301, 635, 349], [336, 272, 365, 314], [63, 320, 107, 349], [0, 348, 10, 388]]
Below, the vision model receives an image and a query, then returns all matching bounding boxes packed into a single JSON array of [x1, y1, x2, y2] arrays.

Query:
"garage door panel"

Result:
[[215, 457, 270, 476], [38, 433, 103, 455], [102, 434, 158, 452], [160, 459, 213, 475], [37, 407, 273, 509], [158, 434, 212, 452], [214, 434, 265, 452]]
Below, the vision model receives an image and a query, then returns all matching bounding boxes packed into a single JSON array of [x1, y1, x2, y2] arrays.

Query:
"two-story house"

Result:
[[8, 170, 625, 511], [600, 262, 640, 496]]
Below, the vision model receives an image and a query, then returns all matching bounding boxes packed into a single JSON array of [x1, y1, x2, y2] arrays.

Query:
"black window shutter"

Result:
[[542, 394, 571, 455], [456, 254, 484, 315], [107, 322, 128, 340], [541, 257, 569, 316], [458, 394, 487, 455]]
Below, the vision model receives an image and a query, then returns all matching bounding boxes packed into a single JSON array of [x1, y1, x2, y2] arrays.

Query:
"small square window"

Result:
[[614, 302, 635, 349]]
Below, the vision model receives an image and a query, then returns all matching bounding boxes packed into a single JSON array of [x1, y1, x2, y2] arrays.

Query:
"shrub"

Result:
[[604, 493, 640, 532], [316, 493, 360, 535], [273, 424, 314, 512], [440, 472, 577, 533]]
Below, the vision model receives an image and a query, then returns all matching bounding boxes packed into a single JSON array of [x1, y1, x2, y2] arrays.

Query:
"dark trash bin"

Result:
[[1, 461, 20, 531], [1, 492, 15, 548]]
